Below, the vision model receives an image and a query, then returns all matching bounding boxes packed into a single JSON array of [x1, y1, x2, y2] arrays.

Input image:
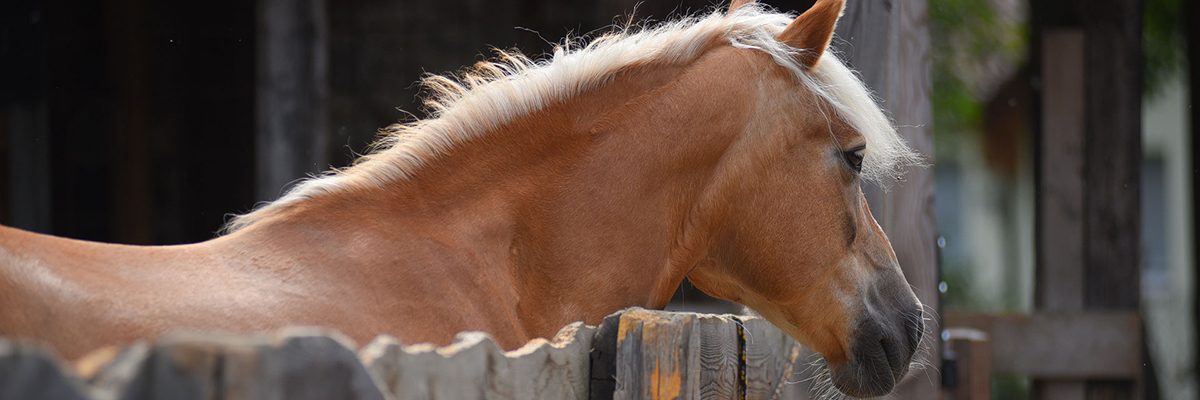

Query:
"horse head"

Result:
[[682, 0, 926, 396]]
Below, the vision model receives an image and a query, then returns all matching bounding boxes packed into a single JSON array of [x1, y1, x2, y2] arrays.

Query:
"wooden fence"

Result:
[[0, 308, 860, 400]]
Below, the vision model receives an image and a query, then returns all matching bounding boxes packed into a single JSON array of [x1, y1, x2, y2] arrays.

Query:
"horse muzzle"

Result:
[[829, 306, 924, 397]]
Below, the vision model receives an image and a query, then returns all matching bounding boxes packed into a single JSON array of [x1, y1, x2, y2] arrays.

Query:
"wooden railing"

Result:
[[0, 308, 832, 400], [941, 311, 1143, 400]]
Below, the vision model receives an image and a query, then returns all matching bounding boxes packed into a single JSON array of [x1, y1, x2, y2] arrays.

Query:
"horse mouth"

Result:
[[829, 349, 897, 397], [828, 323, 914, 397]]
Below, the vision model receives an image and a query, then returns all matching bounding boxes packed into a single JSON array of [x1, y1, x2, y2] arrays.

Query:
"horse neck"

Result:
[[230, 45, 763, 336]]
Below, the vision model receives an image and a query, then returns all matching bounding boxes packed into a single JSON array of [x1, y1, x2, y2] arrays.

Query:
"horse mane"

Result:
[[222, 4, 920, 234]]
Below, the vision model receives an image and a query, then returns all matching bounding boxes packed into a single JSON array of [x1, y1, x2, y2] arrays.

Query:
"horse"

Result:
[[0, 0, 925, 396]]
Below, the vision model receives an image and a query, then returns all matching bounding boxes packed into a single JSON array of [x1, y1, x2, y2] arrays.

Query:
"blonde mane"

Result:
[[223, 4, 919, 233]]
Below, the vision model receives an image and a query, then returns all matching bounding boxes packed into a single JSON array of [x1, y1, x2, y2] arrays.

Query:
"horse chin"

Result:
[[827, 338, 908, 398], [828, 360, 896, 398]]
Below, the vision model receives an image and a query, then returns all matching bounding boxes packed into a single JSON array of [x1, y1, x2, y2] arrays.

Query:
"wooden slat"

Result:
[[739, 317, 802, 400], [945, 312, 1142, 379], [89, 328, 389, 400], [1037, 29, 1087, 313], [697, 314, 740, 400], [1033, 0, 1143, 398], [0, 339, 91, 400], [590, 312, 623, 400], [1082, 0, 1142, 312], [882, 0, 941, 398], [1080, 2, 1142, 399], [1035, 29, 1088, 400], [614, 309, 700, 400], [361, 322, 595, 400]]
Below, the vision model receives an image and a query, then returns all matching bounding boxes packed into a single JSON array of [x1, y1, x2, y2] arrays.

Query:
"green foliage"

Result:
[[939, 261, 978, 310], [992, 375, 1031, 400], [928, 0, 1027, 153], [1144, 0, 1185, 98]]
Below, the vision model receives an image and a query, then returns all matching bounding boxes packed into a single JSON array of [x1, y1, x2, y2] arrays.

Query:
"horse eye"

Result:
[[843, 146, 865, 173]]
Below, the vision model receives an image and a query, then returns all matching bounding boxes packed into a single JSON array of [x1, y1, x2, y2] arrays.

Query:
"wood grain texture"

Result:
[[738, 317, 800, 400], [883, 0, 941, 397], [832, 0, 891, 221], [697, 314, 740, 400], [613, 308, 700, 400]]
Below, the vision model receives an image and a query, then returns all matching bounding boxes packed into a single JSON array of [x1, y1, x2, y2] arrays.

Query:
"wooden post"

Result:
[[835, 0, 941, 398], [256, 0, 329, 201], [1032, 0, 1142, 398], [1034, 28, 1088, 400], [1081, 1, 1142, 399]]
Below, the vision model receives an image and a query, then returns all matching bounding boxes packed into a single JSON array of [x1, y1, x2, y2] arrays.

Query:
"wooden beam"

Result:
[[946, 312, 1142, 379], [1036, 29, 1086, 313], [256, 0, 330, 201], [1033, 0, 1143, 397], [1081, 0, 1142, 312], [1080, 0, 1142, 398], [885, 0, 941, 397], [1033, 27, 1089, 400]]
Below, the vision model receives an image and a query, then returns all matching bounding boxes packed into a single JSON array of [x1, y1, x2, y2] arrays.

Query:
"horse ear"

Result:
[[776, 0, 845, 68], [728, 0, 754, 14]]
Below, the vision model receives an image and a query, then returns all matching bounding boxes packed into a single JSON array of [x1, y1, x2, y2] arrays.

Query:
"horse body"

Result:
[[1, 1, 927, 396], [0, 49, 757, 358]]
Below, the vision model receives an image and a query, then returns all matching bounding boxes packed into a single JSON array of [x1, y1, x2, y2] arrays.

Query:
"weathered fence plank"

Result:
[[590, 312, 624, 400], [740, 317, 804, 400], [2, 309, 829, 400], [614, 309, 700, 400], [90, 328, 389, 400], [361, 322, 595, 400], [945, 312, 1142, 379], [697, 314, 739, 400], [0, 339, 91, 400]]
